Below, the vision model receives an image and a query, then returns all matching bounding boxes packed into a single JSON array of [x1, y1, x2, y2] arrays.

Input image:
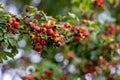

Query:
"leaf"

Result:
[[5, 52, 14, 58], [108, 0, 114, 4], [11, 46, 18, 55], [0, 50, 14, 62], [0, 36, 3, 41], [18, 35, 23, 41], [4, 39, 9, 45], [67, 12, 79, 22], [0, 52, 7, 60], [27, 6, 37, 14], [0, 3, 4, 11], [41, 47, 49, 58], [8, 38, 17, 46], [68, 12, 76, 18], [0, 57, 3, 63], [90, 32, 99, 44]]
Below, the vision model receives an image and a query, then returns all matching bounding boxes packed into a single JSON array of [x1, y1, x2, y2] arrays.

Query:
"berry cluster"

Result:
[[75, 27, 89, 42], [29, 20, 62, 52], [105, 23, 115, 36], [93, 0, 104, 8], [6, 17, 19, 32], [61, 22, 89, 42], [29, 20, 89, 52]]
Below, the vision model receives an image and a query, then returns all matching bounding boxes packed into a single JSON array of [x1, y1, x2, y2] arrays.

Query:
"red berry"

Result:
[[30, 22, 36, 30], [34, 45, 42, 52], [75, 36, 80, 42], [63, 22, 71, 28], [43, 23, 49, 28], [94, 0, 98, 4], [22, 75, 34, 80], [81, 19, 87, 24], [42, 27, 47, 33], [36, 33, 40, 37], [64, 77, 68, 80], [78, 27, 89, 37], [44, 69, 52, 76], [71, 25, 76, 32], [36, 37, 41, 42], [40, 39, 46, 47], [107, 76, 114, 80], [11, 18, 16, 24], [52, 32, 59, 38], [47, 29, 53, 35], [55, 42, 61, 47], [13, 21, 19, 29], [97, 2, 102, 8], [52, 26, 56, 31], [36, 27, 42, 32]]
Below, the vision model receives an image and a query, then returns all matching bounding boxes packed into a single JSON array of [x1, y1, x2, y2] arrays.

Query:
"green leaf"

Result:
[[68, 12, 76, 18], [0, 3, 4, 11], [0, 57, 3, 63], [108, 0, 114, 4], [27, 6, 37, 14], [0, 52, 7, 60], [41, 47, 49, 58], [0, 50, 14, 62], [8, 38, 17, 46], [5, 52, 14, 58], [67, 12, 79, 22], [18, 35, 23, 41], [0, 36, 3, 41], [11, 46, 18, 55]]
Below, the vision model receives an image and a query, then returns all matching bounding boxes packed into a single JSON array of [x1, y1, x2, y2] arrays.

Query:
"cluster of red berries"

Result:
[[6, 15, 19, 30], [75, 27, 89, 42], [93, 0, 104, 8], [29, 20, 62, 52], [29, 20, 89, 52], [105, 23, 115, 36], [62, 22, 89, 42]]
